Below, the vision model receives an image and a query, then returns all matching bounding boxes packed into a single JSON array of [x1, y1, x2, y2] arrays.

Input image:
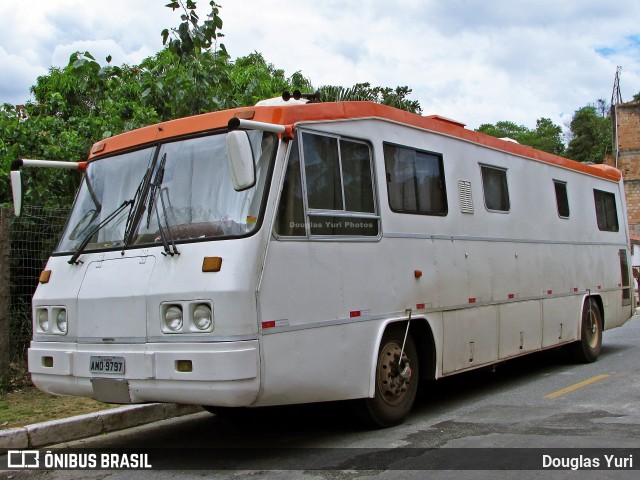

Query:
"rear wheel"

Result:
[[359, 325, 419, 428], [570, 298, 602, 363]]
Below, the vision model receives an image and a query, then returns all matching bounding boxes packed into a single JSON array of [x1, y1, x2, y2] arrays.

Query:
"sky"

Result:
[[1, 0, 639, 131]]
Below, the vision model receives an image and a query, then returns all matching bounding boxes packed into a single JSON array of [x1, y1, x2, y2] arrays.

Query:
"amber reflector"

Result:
[[202, 257, 222, 272]]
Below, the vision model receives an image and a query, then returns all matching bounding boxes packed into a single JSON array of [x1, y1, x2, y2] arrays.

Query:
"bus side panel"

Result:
[[256, 240, 391, 405], [257, 323, 380, 406], [541, 297, 581, 347], [498, 301, 542, 358], [442, 306, 498, 374]]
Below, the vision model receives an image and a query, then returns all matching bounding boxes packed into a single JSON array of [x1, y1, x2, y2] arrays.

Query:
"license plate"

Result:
[[90, 356, 125, 374]]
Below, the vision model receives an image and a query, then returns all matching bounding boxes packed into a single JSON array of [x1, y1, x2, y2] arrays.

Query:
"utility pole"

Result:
[[611, 67, 623, 169]]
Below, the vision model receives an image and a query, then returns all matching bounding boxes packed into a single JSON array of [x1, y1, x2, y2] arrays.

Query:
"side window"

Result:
[[619, 249, 631, 306], [303, 134, 342, 210], [481, 165, 510, 212], [275, 131, 379, 238], [383, 143, 448, 215], [554, 180, 570, 218], [594, 189, 619, 232], [274, 136, 305, 236]]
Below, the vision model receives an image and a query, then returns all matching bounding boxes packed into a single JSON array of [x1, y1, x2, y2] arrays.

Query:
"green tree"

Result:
[[317, 83, 421, 114], [223, 52, 312, 107], [162, 0, 225, 60], [527, 118, 566, 155], [565, 103, 612, 164], [1, 0, 423, 208], [0, 104, 87, 208], [476, 118, 565, 155]]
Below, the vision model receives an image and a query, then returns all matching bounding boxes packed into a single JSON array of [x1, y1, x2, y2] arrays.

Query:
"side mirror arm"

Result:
[[10, 159, 86, 217]]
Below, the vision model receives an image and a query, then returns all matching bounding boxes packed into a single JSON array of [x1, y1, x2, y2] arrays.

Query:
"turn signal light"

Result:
[[202, 257, 222, 272], [175, 360, 193, 372], [39, 270, 52, 284]]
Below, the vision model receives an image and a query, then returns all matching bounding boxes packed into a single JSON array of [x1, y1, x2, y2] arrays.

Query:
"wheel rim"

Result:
[[376, 341, 413, 406], [585, 308, 600, 349]]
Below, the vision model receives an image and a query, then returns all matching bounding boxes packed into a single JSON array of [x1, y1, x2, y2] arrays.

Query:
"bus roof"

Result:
[[88, 101, 622, 182]]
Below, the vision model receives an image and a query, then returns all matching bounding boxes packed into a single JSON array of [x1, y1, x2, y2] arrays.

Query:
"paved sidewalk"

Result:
[[0, 403, 203, 449]]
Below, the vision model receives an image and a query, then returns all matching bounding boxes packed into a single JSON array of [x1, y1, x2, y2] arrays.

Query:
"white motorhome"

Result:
[[13, 99, 634, 427]]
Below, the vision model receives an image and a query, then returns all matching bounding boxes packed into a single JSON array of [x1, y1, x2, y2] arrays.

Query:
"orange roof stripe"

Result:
[[88, 101, 622, 182]]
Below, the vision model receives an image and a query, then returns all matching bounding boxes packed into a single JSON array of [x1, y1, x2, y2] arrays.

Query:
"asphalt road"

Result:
[[6, 315, 640, 479]]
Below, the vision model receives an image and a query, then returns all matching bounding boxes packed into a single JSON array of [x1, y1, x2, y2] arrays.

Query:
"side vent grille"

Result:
[[459, 180, 474, 214]]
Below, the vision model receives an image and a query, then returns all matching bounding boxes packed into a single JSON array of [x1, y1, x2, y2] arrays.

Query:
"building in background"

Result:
[[608, 100, 640, 285]]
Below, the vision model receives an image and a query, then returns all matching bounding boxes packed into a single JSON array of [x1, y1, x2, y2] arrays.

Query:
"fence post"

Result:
[[0, 207, 10, 388]]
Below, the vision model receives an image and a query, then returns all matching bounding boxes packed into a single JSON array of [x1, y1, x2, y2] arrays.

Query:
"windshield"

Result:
[[56, 131, 277, 254]]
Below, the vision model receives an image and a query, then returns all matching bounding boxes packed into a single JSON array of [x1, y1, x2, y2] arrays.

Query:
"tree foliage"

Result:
[[317, 83, 422, 114], [226, 52, 312, 107], [565, 103, 612, 164], [162, 0, 225, 60], [0, 2, 308, 207], [476, 118, 565, 156], [0, 0, 423, 209]]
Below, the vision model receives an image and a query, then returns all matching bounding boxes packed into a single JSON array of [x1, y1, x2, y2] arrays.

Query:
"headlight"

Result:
[[193, 304, 213, 330], [165, 306, 183, 331], [56, 309, 68, 333], [37, 309, 49, 332]]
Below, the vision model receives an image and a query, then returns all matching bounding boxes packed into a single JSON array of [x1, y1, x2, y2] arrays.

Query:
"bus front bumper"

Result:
[[28, 340, 260, 407]]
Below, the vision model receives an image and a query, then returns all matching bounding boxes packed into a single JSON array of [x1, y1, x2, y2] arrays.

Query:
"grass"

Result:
[[0, 361, 114, 430], [0, 387, 114, 429]]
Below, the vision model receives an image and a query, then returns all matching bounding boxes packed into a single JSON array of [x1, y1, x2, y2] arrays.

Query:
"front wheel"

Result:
[[570, 298, 602, 363], [359, 325, 419, 428]]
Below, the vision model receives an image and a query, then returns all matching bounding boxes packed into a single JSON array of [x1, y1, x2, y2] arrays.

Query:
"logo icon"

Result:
[[7, 450, 40, 468]]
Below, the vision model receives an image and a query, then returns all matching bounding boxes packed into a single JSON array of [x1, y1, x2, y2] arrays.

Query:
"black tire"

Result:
[[359, 325, 419, 428], [570, 298, 603, 363]]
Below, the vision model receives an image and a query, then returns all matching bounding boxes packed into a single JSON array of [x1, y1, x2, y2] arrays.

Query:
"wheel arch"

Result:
[[582, 294, 605, 331], [367, 317, 436, 398], [409, 318, 437, 381]]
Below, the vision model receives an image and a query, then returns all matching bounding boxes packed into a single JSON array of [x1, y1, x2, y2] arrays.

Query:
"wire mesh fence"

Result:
[[7, 205, 70, 360]]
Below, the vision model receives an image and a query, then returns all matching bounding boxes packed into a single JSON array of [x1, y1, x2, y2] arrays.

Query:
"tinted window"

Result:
[[481, 165, 510, 212], [619, 249, 631, 305], [276, 131, 379, 238], [594, 189, 619, 232], [554, 180, 570, 218], [341, 141, 375, 213], [302, 133, 342, 210], [383, 143, 447, 215], [274, 136, 305, 236]]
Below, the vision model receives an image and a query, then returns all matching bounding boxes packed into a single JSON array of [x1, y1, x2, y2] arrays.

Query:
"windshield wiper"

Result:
[[68, 199, 133, 265], [145, 153, 166, 229], [122, 151, 161, 248], [146, 154, 179, 256], [154, 190, 179, 256]]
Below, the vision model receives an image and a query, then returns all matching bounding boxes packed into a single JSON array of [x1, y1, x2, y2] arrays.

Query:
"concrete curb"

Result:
[[0, 403, 203, 449]]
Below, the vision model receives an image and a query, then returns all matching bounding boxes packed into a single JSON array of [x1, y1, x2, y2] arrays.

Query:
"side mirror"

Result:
[[10, 170, 23, 217], [226, 130, 256, 191]]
